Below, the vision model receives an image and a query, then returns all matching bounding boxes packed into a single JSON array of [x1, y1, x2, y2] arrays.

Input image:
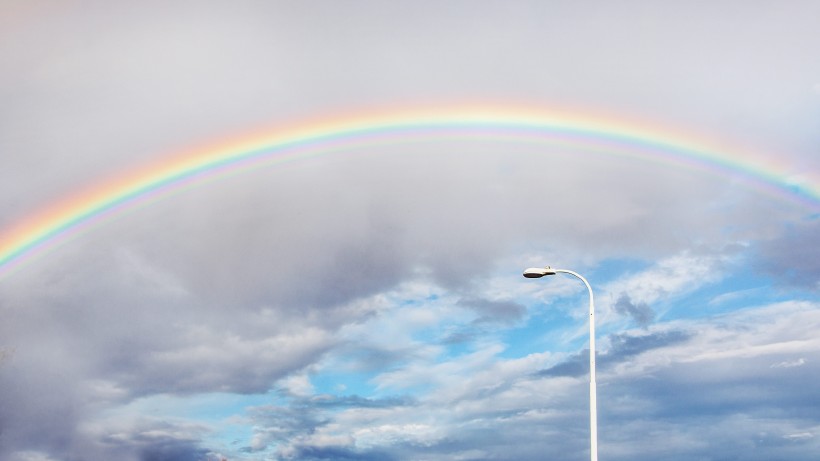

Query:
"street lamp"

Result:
[[523, 266, 598, 461]]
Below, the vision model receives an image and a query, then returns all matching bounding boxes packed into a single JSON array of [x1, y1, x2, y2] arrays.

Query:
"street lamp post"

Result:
[[523, 266, 598, 461]]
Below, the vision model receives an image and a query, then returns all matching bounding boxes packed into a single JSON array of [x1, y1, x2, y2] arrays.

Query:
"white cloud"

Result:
[[606, 301, 820, 376], [708, 287, 763, 306], [771, 358, 806, 369], [784, 432, 814, 440], [6, 452, 60, 461], [278, 373, 315, 397], [353, 423, 440, 448], [606, 251, 726, 305]]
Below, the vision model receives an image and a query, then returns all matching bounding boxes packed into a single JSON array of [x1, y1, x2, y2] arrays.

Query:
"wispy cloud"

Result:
[[771, 358, 806, 369]]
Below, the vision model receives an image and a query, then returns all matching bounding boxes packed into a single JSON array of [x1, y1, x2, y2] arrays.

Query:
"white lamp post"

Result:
[[523, 266, 598, 461]]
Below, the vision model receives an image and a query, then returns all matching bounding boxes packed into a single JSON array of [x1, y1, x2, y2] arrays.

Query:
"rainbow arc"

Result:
[[0, 106, 817, 278]]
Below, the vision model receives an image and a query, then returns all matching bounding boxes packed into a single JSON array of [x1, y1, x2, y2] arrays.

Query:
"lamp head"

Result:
[[523, 267, 557, 278]]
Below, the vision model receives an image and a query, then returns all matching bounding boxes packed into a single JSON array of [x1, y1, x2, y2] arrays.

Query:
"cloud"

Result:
[[1, 414, 222, 461], [0, 346, 13, 364], [0, 349, 87, 460], [755, 219, 820, 290], [278, 445, 396, 461], [93, 419, 221, 461], [783, 432, 814, 440], [612, 292, 655, 327], [771, 358, 806, 369], [457, 296, 527, 325], [247, 394, 414, 457], [311, 395, 416, 410], [538, 329, 690, 378], [602, 251, 728, 307], [6, 452, 61, 461]]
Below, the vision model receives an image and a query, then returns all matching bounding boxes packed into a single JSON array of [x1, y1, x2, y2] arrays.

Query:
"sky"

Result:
[[1, 1, 819, 460]]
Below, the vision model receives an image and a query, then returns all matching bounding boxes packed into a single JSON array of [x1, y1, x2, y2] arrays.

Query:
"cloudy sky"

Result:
[[1, 1, 819, 460]]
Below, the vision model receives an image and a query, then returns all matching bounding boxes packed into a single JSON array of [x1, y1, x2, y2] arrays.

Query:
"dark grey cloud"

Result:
[[624, 358, 820, 419], [756, 219, 820, 290], [247, 394, 414, 455], [605, 330, 691, 361], [283, 445, 397, 461], [136, 438, 213, 461], [246, 406, 327, 451], [93, 420, 221, 461], [598, 354, 820, 461], [537, 351, 590, 378], [306, 394, 416, 410], [0, 368, 82, 459], [590, 305, 820, 461], [1, 255, 341, 396], [538, 329, 691, 378], [439, 330, 479, 345], [613, 292, 655, 327], [457, 296, 527, 325]]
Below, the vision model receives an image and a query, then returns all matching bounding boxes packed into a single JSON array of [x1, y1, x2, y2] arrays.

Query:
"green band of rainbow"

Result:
[[1, 106, 817, 278]]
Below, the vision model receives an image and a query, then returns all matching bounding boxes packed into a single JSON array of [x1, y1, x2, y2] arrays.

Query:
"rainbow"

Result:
[[1, 105, 817, 278]]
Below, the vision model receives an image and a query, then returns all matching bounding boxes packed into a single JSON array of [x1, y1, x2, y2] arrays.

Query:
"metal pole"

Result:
[[555, 269, 598, 461]]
